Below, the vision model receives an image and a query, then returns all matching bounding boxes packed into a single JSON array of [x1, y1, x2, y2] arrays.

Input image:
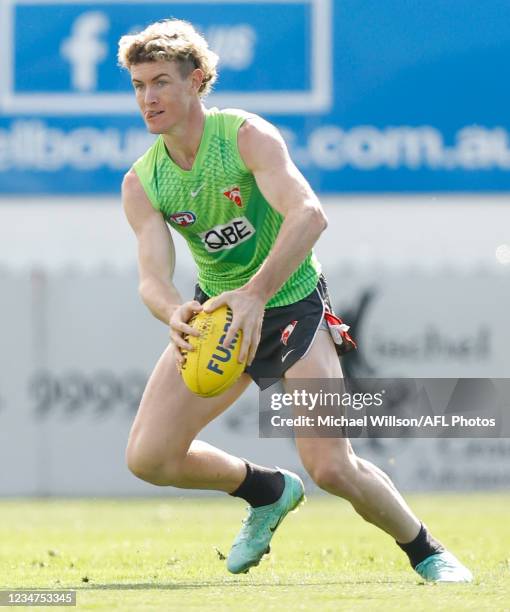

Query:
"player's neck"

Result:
[[162, 103, 206, 171]]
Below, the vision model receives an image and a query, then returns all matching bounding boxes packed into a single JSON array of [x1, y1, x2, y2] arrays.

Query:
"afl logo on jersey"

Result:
[[170, 211, 196, 227]]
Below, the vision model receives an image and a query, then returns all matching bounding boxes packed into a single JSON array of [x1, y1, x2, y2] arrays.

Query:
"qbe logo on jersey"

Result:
[[200, 217, 255, 253], [0, 0, 331, 116]]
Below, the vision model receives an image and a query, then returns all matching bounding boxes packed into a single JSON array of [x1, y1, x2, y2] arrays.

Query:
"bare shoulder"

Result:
[[122, 167, 146, 198], [238, 115, 289, 171], [122, 167, 149, 208], [238, 114, 282, 140], [121, 168, 159, 233]]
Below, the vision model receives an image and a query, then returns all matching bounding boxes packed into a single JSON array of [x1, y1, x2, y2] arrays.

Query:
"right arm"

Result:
[[122, 169, 202, 361]]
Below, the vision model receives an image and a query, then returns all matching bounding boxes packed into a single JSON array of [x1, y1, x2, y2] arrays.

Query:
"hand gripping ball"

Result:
[[180, 301, 246, 397]]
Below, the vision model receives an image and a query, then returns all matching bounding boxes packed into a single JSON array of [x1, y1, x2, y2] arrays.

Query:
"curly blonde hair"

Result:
[[118, 19, 218, 97]]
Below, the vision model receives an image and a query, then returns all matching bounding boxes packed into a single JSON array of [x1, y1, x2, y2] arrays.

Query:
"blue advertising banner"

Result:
[[0, 0, 509, 194]]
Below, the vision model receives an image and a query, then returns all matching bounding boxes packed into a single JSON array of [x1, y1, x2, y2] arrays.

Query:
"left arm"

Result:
[[238, 117, 328, 301], [204, 117, 328, 364]]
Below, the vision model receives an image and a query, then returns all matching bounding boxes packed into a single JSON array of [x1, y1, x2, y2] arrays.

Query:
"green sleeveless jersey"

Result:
[[133, 107, 321, 308]]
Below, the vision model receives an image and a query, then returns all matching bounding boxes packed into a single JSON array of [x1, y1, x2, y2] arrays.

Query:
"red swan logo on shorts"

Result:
[[223, 186, 243, 208], [280, 320, 298, 346]]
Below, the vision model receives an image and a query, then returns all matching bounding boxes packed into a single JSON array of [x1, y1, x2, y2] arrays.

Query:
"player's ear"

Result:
[[190, 68, 204, 94]]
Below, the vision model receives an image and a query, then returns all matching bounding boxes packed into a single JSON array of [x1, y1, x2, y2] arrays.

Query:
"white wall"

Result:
[[1, 195, 510, 273], [1, 195, 510, 496]]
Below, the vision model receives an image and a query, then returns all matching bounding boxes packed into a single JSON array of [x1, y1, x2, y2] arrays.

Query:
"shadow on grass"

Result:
[[69, 579, 406, 591]]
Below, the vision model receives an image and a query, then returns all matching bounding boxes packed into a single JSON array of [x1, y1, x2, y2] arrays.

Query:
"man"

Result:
[[118, 19, 472, 581]]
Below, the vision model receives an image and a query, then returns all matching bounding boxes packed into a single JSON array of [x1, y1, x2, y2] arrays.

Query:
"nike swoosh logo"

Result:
[[269, 516, 284, 533], [191, 184, 205, 197], [281, 348, 296, 363]]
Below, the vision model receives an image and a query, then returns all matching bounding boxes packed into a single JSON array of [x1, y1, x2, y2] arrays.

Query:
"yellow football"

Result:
[[181, 301, 246, 397]]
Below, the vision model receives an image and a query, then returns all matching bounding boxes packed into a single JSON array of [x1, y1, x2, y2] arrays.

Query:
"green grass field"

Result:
[[1, 494, 509, 611]]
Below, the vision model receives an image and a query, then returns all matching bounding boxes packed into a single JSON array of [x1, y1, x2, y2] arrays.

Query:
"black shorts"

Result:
[[194, 275, 356, 389]]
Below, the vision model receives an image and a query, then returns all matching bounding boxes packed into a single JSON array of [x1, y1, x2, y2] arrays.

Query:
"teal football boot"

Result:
[[227, 469, 305, 574], [415, 551, 473, 582]]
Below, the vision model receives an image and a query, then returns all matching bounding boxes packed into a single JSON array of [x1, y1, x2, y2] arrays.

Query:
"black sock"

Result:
[[230, 461, 285, 507], [397, 523, 445, 568]]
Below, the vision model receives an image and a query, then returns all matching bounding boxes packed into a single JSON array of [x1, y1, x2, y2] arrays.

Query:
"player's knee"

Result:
[[126, 442, 182, 486], [309, 464, 351, 496], [308, 458, 359, 498], [126, 445, 160, 482]]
